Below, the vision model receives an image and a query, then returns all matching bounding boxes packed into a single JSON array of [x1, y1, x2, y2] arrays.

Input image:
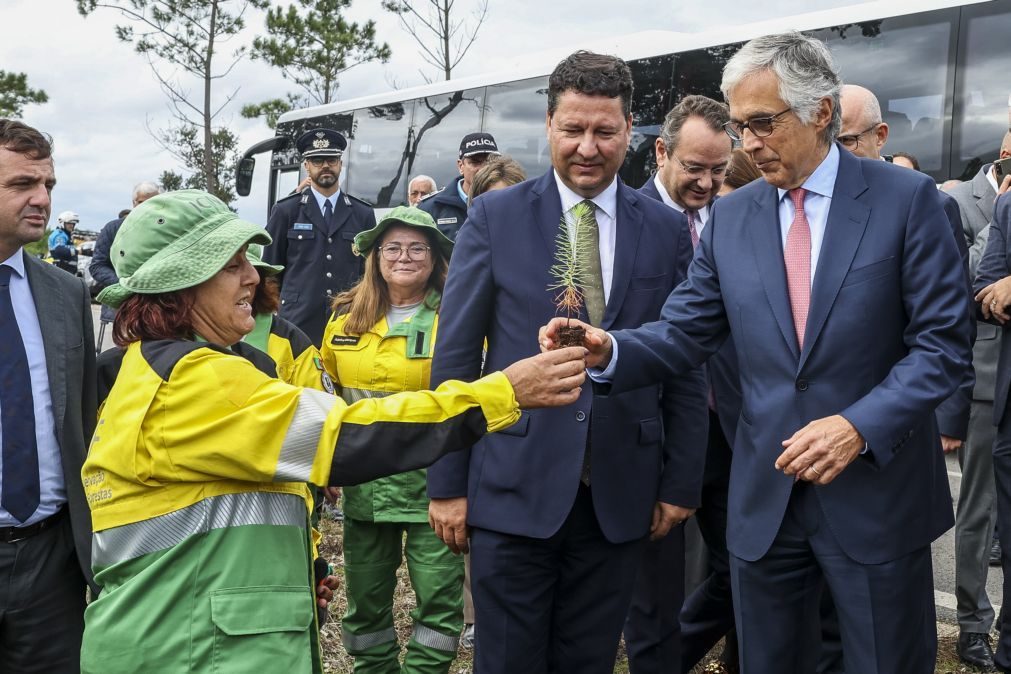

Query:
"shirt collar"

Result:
[[553, 170, 618, 220], [987, 164, 999, 194], [1, 247, 25, 278], [310, 186, 341, 210], [653, 174, 682, 212], [456, 177, 469, 204], [777, 142, 839, 203]]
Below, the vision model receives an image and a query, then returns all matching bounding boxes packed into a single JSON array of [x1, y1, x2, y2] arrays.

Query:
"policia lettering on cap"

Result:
[[262, 127, 377, 346], [417, 131, 500, 241]]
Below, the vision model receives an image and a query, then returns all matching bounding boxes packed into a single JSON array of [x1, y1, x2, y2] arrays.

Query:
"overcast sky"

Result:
[[3, 0, 860, 233]]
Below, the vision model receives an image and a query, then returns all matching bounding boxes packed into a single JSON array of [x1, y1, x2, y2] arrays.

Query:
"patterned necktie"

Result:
[[784, 188, 812, 349], [685, 209, 700, 249], [572, 200, 606, 327], [323, 199, 334, 230], [0, 265, 40, 523]]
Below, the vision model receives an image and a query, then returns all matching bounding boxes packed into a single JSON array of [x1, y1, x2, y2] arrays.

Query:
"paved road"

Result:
[[89, 303, 1004, 626]]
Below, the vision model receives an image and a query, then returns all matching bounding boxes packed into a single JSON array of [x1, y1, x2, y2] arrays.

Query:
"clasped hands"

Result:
[[537, 317, 865, 485], [976, 275, 1011, 324]]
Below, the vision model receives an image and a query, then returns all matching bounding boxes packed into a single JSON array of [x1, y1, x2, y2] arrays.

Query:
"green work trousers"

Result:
[[342, 519, 464, 674]]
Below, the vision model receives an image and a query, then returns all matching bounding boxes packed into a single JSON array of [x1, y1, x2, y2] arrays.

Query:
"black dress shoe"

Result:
[[958, 631, 997, 671], [991, 537, 1003, 566]]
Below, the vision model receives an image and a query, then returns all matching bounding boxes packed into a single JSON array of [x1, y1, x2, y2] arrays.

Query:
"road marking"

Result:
[[936, 588, 1001, 614]]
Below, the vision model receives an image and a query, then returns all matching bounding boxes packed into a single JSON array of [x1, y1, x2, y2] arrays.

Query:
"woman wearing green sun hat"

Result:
[[320, 206, 461, 673], [80, 191, 587, 673]]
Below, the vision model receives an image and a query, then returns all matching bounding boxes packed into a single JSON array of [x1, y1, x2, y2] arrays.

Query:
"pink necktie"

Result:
[[686, 209, 700, 249], [785, 188, 811, 349]]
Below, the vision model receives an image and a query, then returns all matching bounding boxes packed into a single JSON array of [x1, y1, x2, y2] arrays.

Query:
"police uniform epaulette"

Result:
[[345, 193, 374, 208], [418, 190, 441, 204], [275, 188, 306, 204]]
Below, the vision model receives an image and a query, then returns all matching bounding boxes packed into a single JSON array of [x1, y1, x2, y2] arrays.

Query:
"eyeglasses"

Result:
[[836, 123, 881, 150], [307, 157, 341, 167], [723, 108, 792, 141], [379, 243, 431, 261], [671, 154, 729, 180]]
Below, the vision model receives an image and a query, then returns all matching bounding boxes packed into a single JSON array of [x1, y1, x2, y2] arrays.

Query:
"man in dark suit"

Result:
[[630, 94, 740, 674], [544, 32, 970, 673], [426, 51, 708, 673], [0, 119, 97, 672], [264, 128, 375, 345]]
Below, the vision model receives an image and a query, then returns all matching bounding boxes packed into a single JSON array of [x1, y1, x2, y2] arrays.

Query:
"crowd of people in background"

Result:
[[6, 26, 1011, 674]]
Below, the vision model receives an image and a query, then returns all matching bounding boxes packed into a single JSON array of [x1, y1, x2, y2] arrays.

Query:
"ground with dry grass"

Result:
[[317, 517, 992, 674]]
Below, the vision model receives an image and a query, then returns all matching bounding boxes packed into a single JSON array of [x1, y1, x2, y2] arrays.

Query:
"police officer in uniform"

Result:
[[264, 128, 375, 345], [418, 132, 500, 240]]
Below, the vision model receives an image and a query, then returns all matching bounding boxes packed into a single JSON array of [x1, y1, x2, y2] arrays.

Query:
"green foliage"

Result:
[[76, 0, 267, 194], [159, 170, 184, 192], [0, 71, 48, 118], [23, 229, 51, 258], [240, 93, 302, 128], [250, 0, 391, 109], [546, 205, 595, 318], [158, 124, 241, 204]]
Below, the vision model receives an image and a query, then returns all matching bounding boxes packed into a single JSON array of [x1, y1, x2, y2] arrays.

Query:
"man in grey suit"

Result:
[[946, 130, 1011, 669], [0, 119, 97, 672]]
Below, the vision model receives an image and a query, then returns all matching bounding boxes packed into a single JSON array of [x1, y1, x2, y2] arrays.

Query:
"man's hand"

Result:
[[538, 317, 612, 369], [502, 347, 586, 408], [323, 486, 341, 504], [976, 277, 1011, 323], [999, 173, 1011, 196], [940, 435, 962, 454], [428, 497, 469, 554], [775, 415, 865, 485], [650, 502, 696, 541], [316, 574, 340, 609]]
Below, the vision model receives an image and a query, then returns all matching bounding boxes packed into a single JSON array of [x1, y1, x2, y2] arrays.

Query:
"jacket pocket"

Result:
[[841, 257, 895, 288], [210, 586, 313, 673], [498, 411, 530, 437], [287, 228, 316, 241], [639, 417, 661, 445], [280, 289, 300, 307]]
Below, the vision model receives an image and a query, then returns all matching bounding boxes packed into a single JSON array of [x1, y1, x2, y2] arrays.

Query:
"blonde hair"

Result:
[[330, 229, 448, 335]]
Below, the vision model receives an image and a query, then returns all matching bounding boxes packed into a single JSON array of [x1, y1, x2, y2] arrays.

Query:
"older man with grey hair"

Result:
[[90, 181, 163, 333], [543, 31, 970, 673], [407, 174, 437, 206]]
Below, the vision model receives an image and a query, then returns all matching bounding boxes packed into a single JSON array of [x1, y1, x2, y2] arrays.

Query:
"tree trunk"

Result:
[[441, 0, 451, 80], [203, 0, 218, 194]]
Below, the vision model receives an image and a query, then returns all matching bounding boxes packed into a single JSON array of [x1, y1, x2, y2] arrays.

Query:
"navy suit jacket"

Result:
[[974, 192, 1011, 426], [427, 171, 709, 544], [638, 179, 744, 443], [607, 148, 970, 563]]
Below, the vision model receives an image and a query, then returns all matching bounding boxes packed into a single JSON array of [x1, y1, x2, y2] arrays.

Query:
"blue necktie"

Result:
[[323, 199, 334, 230], [0, 265, 40, 523]]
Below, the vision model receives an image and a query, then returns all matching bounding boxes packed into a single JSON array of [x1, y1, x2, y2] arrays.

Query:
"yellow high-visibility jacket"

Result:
[[80, 338, 518, 673]]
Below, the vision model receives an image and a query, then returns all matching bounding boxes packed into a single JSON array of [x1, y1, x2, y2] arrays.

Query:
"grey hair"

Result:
[[721, 31, 841, 145], [409, 174, 437, 191], [132, 181, 161, 201], [840, 84, 882, 125]]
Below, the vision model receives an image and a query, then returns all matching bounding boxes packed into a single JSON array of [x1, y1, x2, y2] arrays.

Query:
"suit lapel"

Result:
[[798, 151, 870, 370], [301, 193, 327, 236], [530, 171, 565, 255], [24, 255, 68, 438], [748, 184, 800, 360], [973, 167, 996, 222], [602, 181, 641, 330]]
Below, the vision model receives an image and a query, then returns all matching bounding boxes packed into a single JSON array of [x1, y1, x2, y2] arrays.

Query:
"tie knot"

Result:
[[685, 209, 698, 224], [0, 265, 11, 287], [788, 187, 807, 209]]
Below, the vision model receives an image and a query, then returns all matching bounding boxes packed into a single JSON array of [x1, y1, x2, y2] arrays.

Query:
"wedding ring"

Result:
[[993, 300, 999, 309], [809, 465, 822, 477]]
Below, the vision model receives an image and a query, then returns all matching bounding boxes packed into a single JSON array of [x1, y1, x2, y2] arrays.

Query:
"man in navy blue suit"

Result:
[[426, 50, 708, 673], [628, 94, 740, 674], [543, 33, 971, 673]]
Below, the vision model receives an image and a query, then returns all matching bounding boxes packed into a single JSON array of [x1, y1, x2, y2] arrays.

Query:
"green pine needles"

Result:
[[547, 203, 596, 319]]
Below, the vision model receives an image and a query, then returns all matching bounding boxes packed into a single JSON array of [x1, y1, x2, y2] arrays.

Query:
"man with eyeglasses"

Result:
[[628, 93, 741, 674], [542, 32, 970, 673], [418, 132, 500, 240], [264, 127, 375, 345]]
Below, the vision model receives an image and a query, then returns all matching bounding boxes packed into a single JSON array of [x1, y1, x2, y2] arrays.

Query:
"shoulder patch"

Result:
[[321, 371, 336, 394], [141, 340, 230, 382]]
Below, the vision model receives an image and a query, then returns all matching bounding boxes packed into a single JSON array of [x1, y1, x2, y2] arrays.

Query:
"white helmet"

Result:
[[57, 210, 80, 225]]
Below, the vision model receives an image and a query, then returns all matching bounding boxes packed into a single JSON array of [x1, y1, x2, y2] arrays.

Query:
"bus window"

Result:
[[813, 9, 957, 181], [952, 2, 1011, 181], [410, 88, 485, 192], [347, 101, 416, 208], [273, 168, 301, 205], [621, 54, 675, 188], [481, 77, 549, 178]]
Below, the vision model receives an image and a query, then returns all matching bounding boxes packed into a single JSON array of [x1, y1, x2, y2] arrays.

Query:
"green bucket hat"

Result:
[[246, 243, 283, 275], [352, 206, 453, 260], [96, 190, 272, 309]]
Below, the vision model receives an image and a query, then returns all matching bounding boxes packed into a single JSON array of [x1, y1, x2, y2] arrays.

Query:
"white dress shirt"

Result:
[[652, 174, 711, 233], [311, 186, 342, 215], [0, 248, 66, 527], [553, 171, 618, 302]]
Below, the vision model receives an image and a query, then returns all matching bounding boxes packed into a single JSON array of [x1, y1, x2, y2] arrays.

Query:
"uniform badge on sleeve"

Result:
[[321, 372, 336, 394]]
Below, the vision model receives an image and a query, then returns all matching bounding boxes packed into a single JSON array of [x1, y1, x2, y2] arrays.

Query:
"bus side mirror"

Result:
[[236, 157, 256, 197]]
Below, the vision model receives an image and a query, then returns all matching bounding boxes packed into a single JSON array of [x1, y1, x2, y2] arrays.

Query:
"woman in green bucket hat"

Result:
[[80, 191, 587, 673], [320, 206, 462, 673]]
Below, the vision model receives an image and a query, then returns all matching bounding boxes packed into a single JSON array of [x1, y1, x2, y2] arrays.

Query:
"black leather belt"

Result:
[[0, 507, 65, 543]]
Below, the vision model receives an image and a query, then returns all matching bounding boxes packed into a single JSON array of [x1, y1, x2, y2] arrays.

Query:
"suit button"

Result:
[[326, 272, 332, 278], [281, 299, 286, 305], [326, 254, 332, 260], [328, 237, 333, 243], [575, 411, 586, 422], [297, 234, 303, 240], [796, 379, 809, 391]]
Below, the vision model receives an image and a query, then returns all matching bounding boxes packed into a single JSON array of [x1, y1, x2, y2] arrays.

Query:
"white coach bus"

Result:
[[237, 0, 1008, 215]]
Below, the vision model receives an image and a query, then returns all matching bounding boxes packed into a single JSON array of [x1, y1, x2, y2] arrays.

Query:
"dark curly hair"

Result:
[[548, 51, 633, 117], [112, 291, 195, 347]]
